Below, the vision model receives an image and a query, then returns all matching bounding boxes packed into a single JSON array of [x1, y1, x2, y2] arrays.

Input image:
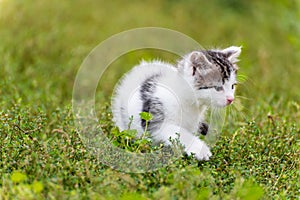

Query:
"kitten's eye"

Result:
[[232, 83, 237, 89], [214, 86, 224, 92]]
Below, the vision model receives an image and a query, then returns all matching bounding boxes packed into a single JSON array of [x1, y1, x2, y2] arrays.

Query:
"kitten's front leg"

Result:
[[198, 122, 209, 136], [154, 124, 212, 161], [184, 136, 212, 161]]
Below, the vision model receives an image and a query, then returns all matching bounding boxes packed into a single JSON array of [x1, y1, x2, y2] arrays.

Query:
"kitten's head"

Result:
[[178, 46, 241, 107]]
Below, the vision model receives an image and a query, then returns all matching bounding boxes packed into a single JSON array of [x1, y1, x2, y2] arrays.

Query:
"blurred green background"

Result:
[[1, 0, 299, 109], [0, 0, 299, 199]]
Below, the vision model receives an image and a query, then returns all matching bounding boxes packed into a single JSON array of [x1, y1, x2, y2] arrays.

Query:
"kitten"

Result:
[[112, 46, 241, 160]]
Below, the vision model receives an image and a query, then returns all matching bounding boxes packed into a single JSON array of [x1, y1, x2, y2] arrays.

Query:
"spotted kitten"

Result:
[[112, 46, 241, 160]]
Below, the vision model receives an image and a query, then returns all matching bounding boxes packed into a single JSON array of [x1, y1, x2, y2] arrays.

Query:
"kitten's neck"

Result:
[[196, 100, 208, 113]]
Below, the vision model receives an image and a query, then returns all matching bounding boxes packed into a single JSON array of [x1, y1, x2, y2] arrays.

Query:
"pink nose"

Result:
[[226, 97, 234, 105]]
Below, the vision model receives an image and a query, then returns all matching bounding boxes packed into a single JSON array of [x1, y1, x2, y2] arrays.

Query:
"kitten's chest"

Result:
[[184, 105, 206, 132], [169, 102, 205, 133]]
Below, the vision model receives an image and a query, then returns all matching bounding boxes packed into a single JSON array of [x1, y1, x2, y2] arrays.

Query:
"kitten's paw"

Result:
[[186, 140, 212, 161]]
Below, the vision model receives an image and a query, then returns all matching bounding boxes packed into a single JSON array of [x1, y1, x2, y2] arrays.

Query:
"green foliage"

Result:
[[236, 179, 264, 200], [139, 112, 153, 122], [1, 171, 44, 199], [139, 111, 153, 137], [10, 171, 27, 184], [0, 0, 299, 199]]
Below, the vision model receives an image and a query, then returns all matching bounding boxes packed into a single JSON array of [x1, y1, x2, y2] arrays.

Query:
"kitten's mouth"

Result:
[[213, 101, 231, 108], [226, 100, 233, 105]]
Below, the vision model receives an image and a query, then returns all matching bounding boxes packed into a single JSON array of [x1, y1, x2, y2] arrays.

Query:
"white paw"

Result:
[[185, 140, 212, 161]]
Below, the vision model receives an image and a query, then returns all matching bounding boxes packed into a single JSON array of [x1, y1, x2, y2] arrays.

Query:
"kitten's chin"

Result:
[[200, 98, 229, 108], [214, 104, 227, 108], [212, 102, 229, 108]]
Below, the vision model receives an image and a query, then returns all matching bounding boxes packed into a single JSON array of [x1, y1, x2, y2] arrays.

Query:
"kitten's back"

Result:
[[111, 60, 175, 132]]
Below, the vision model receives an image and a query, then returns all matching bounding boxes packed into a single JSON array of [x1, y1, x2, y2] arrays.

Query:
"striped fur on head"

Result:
[[185, 46, 241, 89]]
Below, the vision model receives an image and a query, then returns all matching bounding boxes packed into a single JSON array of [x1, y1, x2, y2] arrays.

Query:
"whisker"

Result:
[[232, 103, 249, 122], [237, 74, 248, 83], [235, 95, 251, 101], [238, 75, 255, 85]]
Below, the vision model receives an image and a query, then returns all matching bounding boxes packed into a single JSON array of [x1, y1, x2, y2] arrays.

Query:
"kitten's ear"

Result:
[[190, 51, 212, 69], [221, 46, 242, 64], [177, 51, 212, 76], [189, 51, 212, 76], [190, 51, 209, 64]]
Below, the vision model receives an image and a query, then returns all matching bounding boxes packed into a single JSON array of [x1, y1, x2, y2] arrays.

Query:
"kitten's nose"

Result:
[[226, 97, 234, 105]]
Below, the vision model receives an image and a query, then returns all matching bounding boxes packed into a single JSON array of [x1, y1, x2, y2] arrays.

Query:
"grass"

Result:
[[0, 0, 299, 199]]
